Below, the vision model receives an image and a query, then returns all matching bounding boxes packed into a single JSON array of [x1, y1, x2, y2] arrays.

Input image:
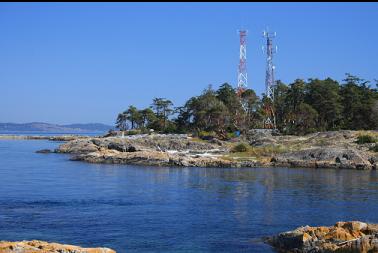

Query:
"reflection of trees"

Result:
[[155, 167, 378, 228], [119, 165, 378, 230], [89, 164, 377, 246]]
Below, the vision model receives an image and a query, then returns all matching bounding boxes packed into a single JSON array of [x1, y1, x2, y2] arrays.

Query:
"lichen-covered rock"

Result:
[[265, 221, 378, 253], [52, 131, 378, 169], [71, 149, 236, 168], [0, 240, 115, 253], [246, 129, 279, 146], [57, 135, 233, 167], [58, 136, 224, 154], [272, 147, 374, 170], [57, 139, 99, 154]]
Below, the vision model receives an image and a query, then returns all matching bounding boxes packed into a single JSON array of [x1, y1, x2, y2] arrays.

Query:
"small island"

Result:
[[44, 129, 376, 170], [28, 76, 377, 171]]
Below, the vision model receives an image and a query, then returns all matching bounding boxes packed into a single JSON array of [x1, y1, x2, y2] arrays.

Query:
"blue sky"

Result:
[[1, 2, 377, 125]]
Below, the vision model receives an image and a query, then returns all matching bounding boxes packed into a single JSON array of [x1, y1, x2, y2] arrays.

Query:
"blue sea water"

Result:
[[0, 139, 377, 253]]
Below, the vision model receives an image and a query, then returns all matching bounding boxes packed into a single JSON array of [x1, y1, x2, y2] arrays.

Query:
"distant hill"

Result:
[[0, 122, 114, 133]]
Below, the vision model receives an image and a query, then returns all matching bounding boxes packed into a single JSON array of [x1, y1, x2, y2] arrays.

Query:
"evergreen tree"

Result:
[[305, 78, 342, 130]]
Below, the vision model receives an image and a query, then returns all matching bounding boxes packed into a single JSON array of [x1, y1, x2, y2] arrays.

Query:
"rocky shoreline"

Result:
[[2, 130, 377, 170], [42, 130, 377, 170], [265, 221, 378, 253], [0, 240, 115, 253]]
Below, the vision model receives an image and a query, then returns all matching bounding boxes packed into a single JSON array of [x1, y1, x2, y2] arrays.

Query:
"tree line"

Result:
[[116, 74, 378, 137]]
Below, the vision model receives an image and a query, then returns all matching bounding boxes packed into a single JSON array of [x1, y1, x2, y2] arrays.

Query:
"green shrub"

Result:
[[370, 144, 378, 152], [231, 143, 250, 153], [225, 132, 238, 140], [356, 135, 376, 144], [198, 131, 217, 140], [163, 122, 178, 134], [126, 129, 141, 135]]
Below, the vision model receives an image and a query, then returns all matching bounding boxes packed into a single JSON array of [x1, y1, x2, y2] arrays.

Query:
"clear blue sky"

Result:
[[1, 2, 377, 125]]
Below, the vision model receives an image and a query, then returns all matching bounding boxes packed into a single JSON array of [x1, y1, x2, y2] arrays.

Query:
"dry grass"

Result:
[[315, 138, 333, 147], [356, 130, 378, 139], [224, 144, 289, 162]]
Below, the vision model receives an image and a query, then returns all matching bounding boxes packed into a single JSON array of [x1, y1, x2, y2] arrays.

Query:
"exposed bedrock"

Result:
[[0, 240, 115, 253], [265, 221, 378, 253], [271, 147, 375, 170], [52, 131, 378, 169]]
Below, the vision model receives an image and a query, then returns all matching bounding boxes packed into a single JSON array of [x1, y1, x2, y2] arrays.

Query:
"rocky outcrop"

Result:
[[56, 139, 100, 154], [271, 147, 375, 170], [246, 129, 280, 146], [55, 135, 234, 167], [0, 240, 115, 253], [265, 221, 378, 253], [43, 131, 378, 169], [70, 148, 262, 168], [57, 135, 223, 153], [35, 149, 53, 154]]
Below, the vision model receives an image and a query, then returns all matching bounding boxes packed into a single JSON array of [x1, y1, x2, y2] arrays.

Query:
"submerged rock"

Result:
[[36, 149, 52, 154], [265, 221, 378, 253], [0, 240, 116, 253]]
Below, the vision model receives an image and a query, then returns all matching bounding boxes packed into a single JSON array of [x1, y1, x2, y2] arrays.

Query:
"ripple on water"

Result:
[[0, 140, 377, 253]]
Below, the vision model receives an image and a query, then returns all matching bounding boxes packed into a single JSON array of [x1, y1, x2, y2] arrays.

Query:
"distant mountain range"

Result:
[[0, 122, 114, 133]]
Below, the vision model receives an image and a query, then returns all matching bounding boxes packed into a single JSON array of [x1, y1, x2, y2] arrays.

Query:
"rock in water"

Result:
[[265, 221, 378, 253], [0, 240, 116, 253], [36, 149, 52, 154]]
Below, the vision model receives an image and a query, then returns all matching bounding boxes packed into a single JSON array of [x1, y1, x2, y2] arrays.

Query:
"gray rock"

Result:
[[36, 149, 52, 154], [272, 147, 373, 170]]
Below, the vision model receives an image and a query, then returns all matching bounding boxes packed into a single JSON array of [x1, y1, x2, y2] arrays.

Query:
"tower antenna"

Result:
[[262, 28, 277, 129], [237, 30, 248, 96]]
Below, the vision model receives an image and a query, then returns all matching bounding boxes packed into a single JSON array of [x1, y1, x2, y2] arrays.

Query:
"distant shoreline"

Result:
[[0, 122, 113, 134], [0, 134, 94, 141]]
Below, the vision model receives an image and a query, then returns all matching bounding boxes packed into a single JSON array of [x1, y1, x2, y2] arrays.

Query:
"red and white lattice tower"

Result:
[[237, 30, 248, 96]]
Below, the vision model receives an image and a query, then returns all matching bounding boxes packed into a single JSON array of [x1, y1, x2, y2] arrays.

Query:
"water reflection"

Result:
[[1, 140, 377, 253]]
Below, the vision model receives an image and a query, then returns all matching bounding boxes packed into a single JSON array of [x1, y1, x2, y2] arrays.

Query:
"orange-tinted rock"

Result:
[[0, 240, 116, 253], [342, 221, 368, 232], [265, 221, 378, 253], [323, 227, 355, 241]]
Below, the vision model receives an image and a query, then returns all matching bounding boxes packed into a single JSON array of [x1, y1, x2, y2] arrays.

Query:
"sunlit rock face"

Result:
[[265, 221, 378, 253], [0, 240, 116, 253]]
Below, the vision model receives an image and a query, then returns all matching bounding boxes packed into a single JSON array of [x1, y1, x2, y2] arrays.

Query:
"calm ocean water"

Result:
[[0, 139, 377, 253]]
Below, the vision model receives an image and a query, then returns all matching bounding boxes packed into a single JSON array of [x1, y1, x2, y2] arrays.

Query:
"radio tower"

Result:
[[263, 29, 277, 129], [237, 30, 248, 96]]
